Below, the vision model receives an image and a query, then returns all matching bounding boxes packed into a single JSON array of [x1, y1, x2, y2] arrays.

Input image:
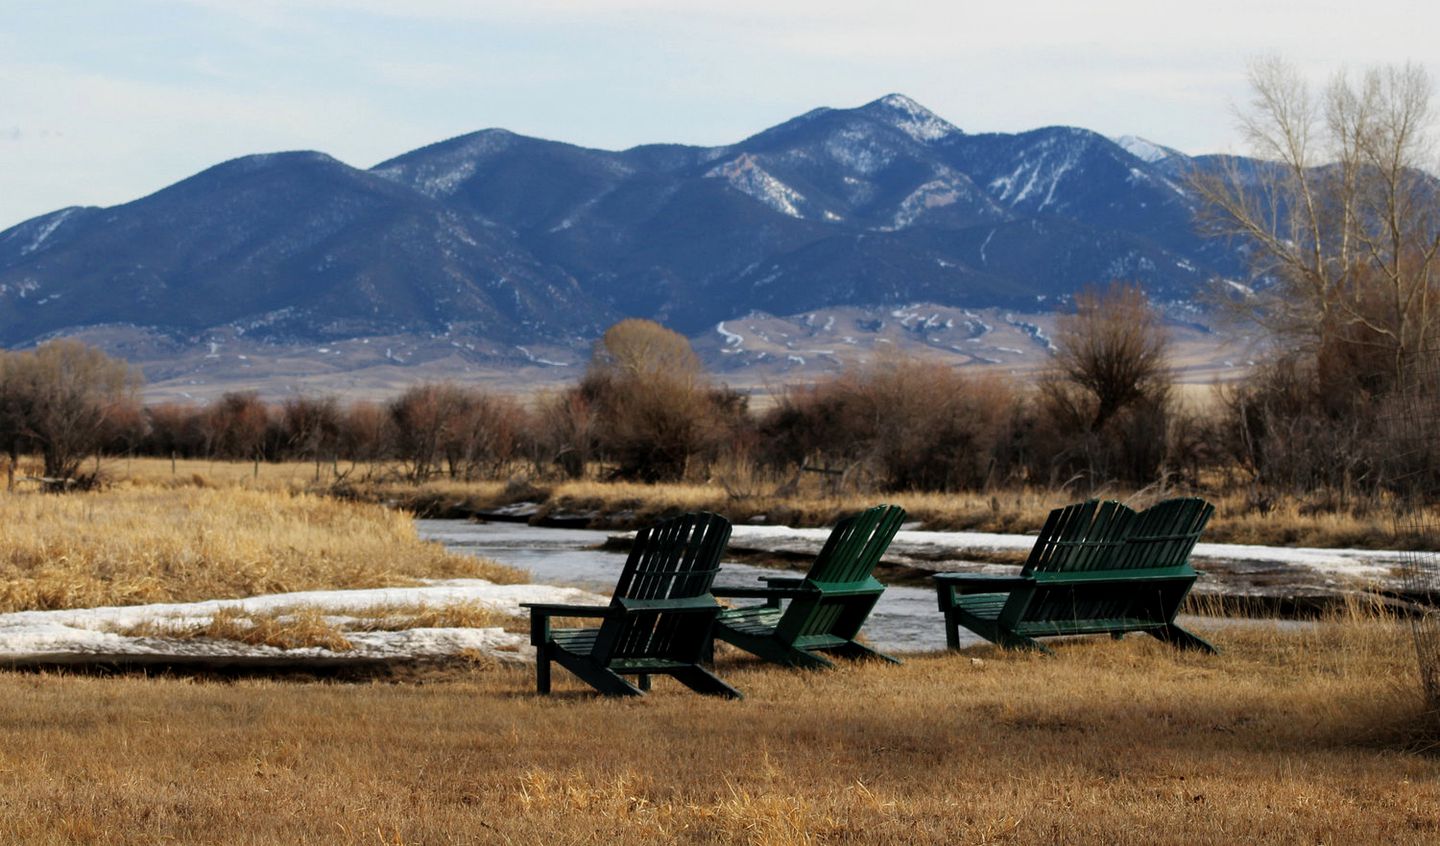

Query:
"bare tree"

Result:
[[584, 319, 733, 482], [1192, 58, 1440, 386], [531, 387, 595, 479], [280, 394, 343, 479], [758, 356, 1018, 491], [589, 318, 703, 386], [338, 400, 392, 469], [202, 392, 272, 462], [1035, 282, 1174, 487], [1049, 282, 1172, 432], [388, 383, 469, 482], [2, 340, 142, 486]]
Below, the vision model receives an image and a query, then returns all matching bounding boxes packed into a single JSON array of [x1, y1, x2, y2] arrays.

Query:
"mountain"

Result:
[[0, 94, 1247, 395]]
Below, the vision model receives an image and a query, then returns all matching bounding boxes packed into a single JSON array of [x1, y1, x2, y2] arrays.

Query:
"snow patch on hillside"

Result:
[[824, 125, 896, 175], [890, 177, 963, 229], [989, 138, 1081, 210], [16, 208, 79, 256], [1114, 135, 1175, 163], [716, 322, 745, 350], [705, 154, 806, 218]]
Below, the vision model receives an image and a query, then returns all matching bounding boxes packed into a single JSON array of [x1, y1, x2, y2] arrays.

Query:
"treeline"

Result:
[[2, 300, 1434, 507], [23, 306, 1213, 494]]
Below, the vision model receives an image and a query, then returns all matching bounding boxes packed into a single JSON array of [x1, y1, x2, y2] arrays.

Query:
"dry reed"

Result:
[[95, 456, 1438, 549], [122, 606, 357, 651], [0, 486, 523, 612], [117, 601, 528, 650]]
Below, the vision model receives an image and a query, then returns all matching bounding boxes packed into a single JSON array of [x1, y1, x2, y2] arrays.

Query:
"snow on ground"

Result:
[[0, 580, 604, 665], [726, 525, 1407, 581]]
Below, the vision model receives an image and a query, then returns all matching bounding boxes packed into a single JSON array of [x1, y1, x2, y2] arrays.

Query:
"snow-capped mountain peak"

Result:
[[1113, 135, 1178, 164], [860, 93, 960, 143]]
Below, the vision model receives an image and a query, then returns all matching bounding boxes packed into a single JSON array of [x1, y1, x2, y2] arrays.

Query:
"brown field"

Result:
[[0, 458, 1436, 842], [0, 618, 1435, 844], [0, 482, 522, 613]]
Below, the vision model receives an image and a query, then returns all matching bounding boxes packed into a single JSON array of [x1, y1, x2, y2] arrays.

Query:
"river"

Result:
[[415, 519, 968, 652]]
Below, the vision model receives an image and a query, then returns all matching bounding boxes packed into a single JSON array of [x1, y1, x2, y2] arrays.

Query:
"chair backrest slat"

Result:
[[1110, 497, 1213, 572], [602, 511, 732, 662], [776, 504, 906, 642], [1007, 497, 1213, 627], [1025, 500, 1135, 577]]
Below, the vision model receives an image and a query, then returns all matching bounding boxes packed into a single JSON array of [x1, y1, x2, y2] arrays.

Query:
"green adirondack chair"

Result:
[[933, 497, 1217, 654], [521, 511, 741, 698], [710, 504, 907, 668]]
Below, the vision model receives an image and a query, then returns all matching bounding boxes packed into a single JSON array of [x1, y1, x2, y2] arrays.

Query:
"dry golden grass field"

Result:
[[0, 456, 1436, 843], [0, 620, 1435, 845], [0, 478, 521, 613]]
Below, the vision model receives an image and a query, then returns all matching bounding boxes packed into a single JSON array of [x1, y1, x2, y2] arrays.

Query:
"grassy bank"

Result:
[[85, 456, 1430, 549], [356, 477, 1418, 550], [0, 619, 1434, 844], [0, 484, 522, 613]]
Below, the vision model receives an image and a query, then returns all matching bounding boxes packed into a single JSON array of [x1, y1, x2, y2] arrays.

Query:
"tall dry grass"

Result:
[[0, 486, 522, 612], [119, 601, 528, 651], [355, 474, 1428, 549], [0, 618, 1433, 844], [87, 456, 1440, 548]]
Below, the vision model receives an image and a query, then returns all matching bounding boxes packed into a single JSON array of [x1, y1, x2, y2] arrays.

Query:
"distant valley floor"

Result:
[[62, 302, 1260, 402]]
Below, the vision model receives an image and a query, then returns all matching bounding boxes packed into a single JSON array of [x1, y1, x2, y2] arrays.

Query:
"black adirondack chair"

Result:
[[934, 498, 1217, 654], [711, 504, 907, 668], [521, 511, 741, 698]]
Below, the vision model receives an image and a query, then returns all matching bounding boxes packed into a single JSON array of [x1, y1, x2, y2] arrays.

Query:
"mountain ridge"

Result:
[[0, 94, 1247, 396]]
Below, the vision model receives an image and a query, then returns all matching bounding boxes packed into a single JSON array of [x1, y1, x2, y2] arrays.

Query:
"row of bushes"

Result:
[[98, 359, 1182, 491], [7, 327, 1433, 504]]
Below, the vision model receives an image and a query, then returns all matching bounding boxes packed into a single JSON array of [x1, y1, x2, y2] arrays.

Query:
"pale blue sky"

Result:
[[3, 0, 1438, 229]]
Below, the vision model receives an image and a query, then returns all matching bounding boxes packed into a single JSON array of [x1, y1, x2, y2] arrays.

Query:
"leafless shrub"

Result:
[[201, 391, 275, 461], [280, 395, 343, 476], [1033, 282, 1174, 487], [529, 387, 595, 479], [583, 320, 743, 482], [759, 357, 1019, 491], [0, 339, 143, 488]]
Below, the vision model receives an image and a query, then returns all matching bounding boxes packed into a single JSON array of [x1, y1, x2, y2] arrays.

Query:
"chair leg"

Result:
[[995, 629, 1053, 655], [1149, 623, 1219, 654], [552, 652, 646, 697], [671, 666, 744, 700], [536, 645, 552, 695], [943, 614, 958, 649], [715, 627, 835, 669], [637, 673, 652, 692], [829, 640, 902, 665]]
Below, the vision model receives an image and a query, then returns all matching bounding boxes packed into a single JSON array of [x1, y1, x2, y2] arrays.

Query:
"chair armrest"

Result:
[[712, 586, 810, 599], [932, 573, 1031, 595], [522, 602, 612, 646], [758, 576, 806, 588], [519, 602, 611, 618], [614, 596, 719, 613], [713, 584, 811, 609]]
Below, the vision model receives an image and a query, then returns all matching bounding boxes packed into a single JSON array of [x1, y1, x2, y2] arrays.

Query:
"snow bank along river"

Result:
[[0, 518, 1397, 667]]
